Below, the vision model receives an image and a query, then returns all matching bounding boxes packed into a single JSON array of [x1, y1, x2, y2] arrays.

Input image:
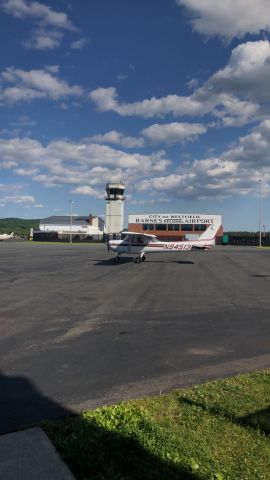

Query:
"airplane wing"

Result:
[[123, 231, 157, 239]]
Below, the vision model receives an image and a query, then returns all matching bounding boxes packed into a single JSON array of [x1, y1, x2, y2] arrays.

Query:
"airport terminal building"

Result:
[[128, 213, 223, 242]]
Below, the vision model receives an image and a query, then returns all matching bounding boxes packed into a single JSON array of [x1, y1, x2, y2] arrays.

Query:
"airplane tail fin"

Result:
[[197, 217, 221, 242]]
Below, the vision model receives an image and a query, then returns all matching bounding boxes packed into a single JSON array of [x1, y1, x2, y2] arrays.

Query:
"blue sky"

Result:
[[1, 0, 270, 230]]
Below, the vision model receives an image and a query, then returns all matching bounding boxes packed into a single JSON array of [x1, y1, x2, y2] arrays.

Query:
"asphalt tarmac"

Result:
[[0, 242, 270, 433]]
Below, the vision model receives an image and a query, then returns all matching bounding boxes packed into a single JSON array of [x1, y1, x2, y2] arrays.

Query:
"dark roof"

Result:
[[40, 216, 104, 226]]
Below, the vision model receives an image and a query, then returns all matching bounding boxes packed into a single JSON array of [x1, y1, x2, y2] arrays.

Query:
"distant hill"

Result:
[[0, 218, 40, 237]]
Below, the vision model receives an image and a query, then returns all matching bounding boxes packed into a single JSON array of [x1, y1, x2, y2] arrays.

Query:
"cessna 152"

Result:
[[0, 232, 15, 241], [106, 220, 221, 263]]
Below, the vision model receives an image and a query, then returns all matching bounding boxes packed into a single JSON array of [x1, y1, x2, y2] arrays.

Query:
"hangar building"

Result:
[[35, 214, 105, 241], [128, 213, 223, 242]]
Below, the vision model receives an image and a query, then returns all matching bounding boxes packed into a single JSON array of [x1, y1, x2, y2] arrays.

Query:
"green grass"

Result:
[[43, 370, 270, 480]]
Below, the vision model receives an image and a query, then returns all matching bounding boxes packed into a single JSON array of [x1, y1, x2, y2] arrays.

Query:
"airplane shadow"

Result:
[[0, 370, 202, 479], [44, 413, 203, 480], [178, 396, 270, 436], [146, 260, 194, 264], [94, 257, 134, 266], [0, 370, 74, 435], [94, 258, 194, 266]]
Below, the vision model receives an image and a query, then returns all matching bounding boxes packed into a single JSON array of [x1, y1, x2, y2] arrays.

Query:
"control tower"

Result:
[[105, 181, 125, 234]]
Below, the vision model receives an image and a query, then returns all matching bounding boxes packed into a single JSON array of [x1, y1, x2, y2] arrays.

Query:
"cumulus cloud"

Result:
[[71, 185, 104, 199], [0, 0, 86, 50], [89, 130, 144, 148], [0, 194, 35, 207], [23, 28, 63, 50], [0, 136, 171, 196], [89, 85, 259, 126], [90, 40, 270, 126], [0, 66, 83, 103], [89, 125, 206, 147], [176, 0, 270, 39], [207, 41, 270, 103], [1, 0, 76, 30], [138, 120, 270, 200], [1, 120, 270, 201], [89, 86, 211, 117], [141, 122, 207, 144], [70, 37, 90, 50]]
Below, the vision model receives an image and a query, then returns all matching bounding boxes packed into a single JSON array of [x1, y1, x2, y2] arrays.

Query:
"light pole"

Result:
[[259, 179, 262, 248], [69, 200, 74, 244]]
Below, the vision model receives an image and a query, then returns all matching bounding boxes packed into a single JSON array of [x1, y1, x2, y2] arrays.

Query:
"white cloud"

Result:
[[0, 0, 81, 50], [71, 185, 104, 199], [0, 194, 35, 206], [70, 37, 90, 50], [23, 28, 63, 50], [142, 122, 207, 144], [89, 83, 259, 126], [2, 118, 270, 202], [89, 86, 212, 117], [90, 40, 270, 126], [15, 167, 39, 176], [176, 0, 270, 39], [89, 130, 144, 148], [11, 115, 37, 126], [1, 0, 76, 30], [208, 41, 270, 103], [0, 66, 83, 103], [0, 183, 24, 193], [138, 120, 270, 200], [89, 87, 120, 113], [0, 136, 171, 193], [12, 195, 35, 203]]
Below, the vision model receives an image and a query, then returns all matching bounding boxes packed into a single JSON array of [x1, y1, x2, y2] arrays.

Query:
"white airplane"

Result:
[[107, 222, 221, 263], [0, 232, 15, 241]]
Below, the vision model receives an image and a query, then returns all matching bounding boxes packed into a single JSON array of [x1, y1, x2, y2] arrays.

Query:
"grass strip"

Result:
[[43, 370, 270, 480]]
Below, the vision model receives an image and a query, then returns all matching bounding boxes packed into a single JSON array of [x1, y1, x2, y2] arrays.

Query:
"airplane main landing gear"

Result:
[[135, 253, 145, 263], [114, 254, 121, 262]]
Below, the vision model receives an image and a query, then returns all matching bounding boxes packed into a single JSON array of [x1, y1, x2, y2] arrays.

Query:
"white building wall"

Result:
[[106, 199, 124, 234], [40, 220, 104, 238]]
